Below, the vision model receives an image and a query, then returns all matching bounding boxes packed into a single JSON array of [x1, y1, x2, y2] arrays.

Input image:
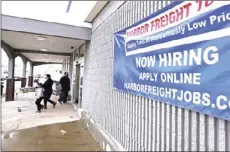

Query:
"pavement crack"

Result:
[[2, 118, 22, 134]]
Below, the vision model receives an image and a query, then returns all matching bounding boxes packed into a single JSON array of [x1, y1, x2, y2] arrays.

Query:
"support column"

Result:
[[65, 58, 67, 72], [66, 57, 68, 73], [6, 58, 15, 101], [69, 54, 73, 83], [62, 59, 66, 74], [68, 55, 73, 101], [28, 63, 34, 87], [62, 60, 65, 74], [21, 61, 27, 88], [67, 56, 70, 74], [70, 51, 76, 100]]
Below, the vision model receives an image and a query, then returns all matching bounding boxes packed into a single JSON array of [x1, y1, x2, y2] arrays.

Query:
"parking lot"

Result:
[[2, 80, 22, 97]]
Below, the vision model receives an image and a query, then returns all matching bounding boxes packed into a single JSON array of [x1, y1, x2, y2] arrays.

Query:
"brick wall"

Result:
[[82, 1, 230, 151]]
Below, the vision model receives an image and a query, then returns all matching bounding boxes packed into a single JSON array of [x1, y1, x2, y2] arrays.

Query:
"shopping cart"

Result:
[[52, 81, 61, 96]]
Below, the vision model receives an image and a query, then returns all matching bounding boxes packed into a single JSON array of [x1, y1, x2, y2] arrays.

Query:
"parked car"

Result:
[[14, 77, 21, 81], [35, 74, 41, 78], [34, 77, 39, 84], [2, 70, 8, 80]]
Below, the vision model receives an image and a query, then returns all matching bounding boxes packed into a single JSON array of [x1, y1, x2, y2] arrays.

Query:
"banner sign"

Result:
[[113, 1, 230, 120]]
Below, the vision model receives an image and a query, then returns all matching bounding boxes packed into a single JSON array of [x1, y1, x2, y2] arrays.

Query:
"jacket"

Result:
[[59, 76, 70, 92], [35, 87, 44, 98], [42, 78, 53, 94]]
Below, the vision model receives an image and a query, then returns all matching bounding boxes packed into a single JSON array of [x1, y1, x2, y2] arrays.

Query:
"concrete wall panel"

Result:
[[83, 1, 229, 151]]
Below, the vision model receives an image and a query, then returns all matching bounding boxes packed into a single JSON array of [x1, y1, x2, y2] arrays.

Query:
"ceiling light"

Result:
[[41, 48, 48, 51], [37, 36, 47, 41]]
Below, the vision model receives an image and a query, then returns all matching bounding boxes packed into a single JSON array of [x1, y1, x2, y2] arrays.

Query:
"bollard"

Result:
[[17, 107, 21, 112]]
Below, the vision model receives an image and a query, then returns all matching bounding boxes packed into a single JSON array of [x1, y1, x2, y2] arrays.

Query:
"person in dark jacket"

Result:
[[1, 81, 4, 96], [42, 74, 56, 109], [58, 72, 70, 104]]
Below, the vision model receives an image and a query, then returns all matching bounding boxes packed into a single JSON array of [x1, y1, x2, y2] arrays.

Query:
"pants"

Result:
[[35, 97, 44, 111], [58, 91, 68, 103], [44, 92, 55, 108]]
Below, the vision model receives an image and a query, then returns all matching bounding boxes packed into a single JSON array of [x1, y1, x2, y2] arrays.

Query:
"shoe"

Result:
[[36, 110, 41, 113], [44, 107, 47, 109], [59, 101, 63, 105], [53, 102, 57, 108], [40, 106, 44, 110]]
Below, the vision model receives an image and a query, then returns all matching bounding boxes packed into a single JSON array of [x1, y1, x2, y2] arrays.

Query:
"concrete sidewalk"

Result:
[[2, 92, 102, 151], [2, 92, 80, 133], [2, 120, 102, 151]]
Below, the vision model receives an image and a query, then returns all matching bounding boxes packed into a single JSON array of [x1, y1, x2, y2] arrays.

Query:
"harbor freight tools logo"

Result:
[[113, 1, 230, 121]]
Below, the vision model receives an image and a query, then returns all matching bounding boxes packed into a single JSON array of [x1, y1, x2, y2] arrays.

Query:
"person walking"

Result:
[[35, 83, 44, 113], [58, 72, 70, 104], [1, 81, 3, 96], [42, 74, 57, 109]]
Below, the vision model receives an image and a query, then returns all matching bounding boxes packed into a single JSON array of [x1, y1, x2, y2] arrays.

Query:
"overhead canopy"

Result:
[[1, 15, 92, 64]]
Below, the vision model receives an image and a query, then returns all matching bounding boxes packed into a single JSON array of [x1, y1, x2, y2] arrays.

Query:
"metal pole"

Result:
[[66, 1, 72, 13]]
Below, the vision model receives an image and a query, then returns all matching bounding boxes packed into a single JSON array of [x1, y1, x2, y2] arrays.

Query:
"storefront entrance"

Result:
[[73, 61, 84, 107]]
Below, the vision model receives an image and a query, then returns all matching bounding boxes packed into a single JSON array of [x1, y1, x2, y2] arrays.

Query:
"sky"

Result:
[[1, 1, 97, 27], [1, 1, 97, 73]]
